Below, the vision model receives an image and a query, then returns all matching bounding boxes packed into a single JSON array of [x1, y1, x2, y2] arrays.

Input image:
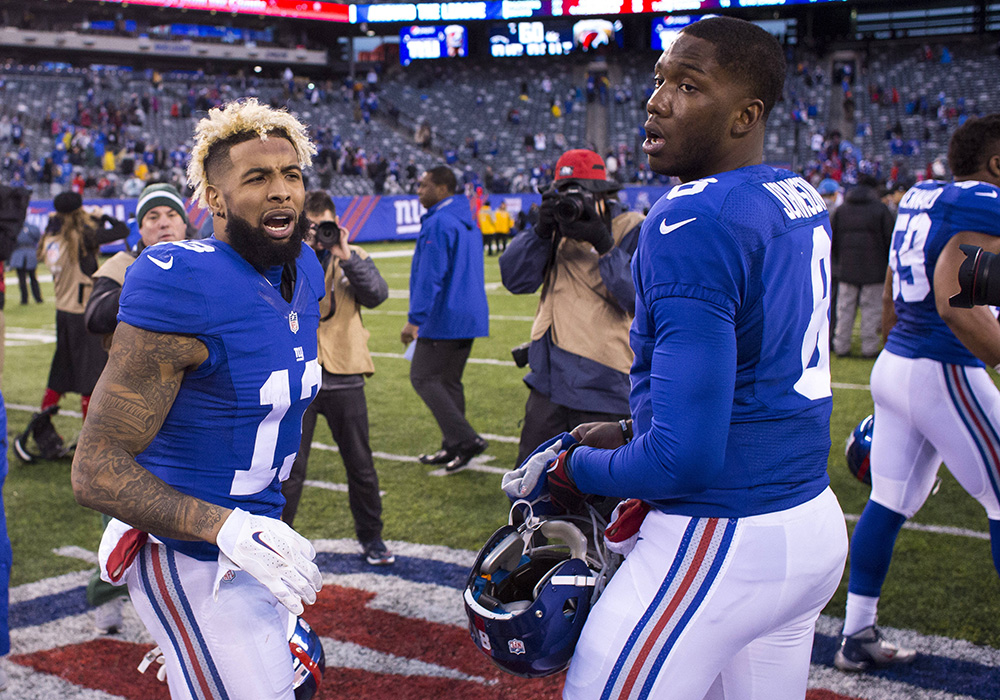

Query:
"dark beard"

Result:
[[225, 211, 308, 269]]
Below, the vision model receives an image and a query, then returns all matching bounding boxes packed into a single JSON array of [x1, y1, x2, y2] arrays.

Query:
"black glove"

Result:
[[564, 200, 614, 255], [535, 190, 559, 239]]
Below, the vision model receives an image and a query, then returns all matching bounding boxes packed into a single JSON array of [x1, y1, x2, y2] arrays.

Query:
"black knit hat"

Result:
[[53, 191, 83, 214]]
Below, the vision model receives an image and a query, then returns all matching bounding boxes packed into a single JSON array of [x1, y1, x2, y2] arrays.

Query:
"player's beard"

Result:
[[225, 211, 308, 269]]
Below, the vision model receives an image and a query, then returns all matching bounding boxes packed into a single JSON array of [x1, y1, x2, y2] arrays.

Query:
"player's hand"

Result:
[[535, 190, 559, 239], [572, 421, 627, 449], [501, 432, 577, 501], [401, 322, 419, 345], [330, 225, 352, 261], [215, 508, 323, 615], [563, 200, 613, 255], [548, 447, 588, 514]]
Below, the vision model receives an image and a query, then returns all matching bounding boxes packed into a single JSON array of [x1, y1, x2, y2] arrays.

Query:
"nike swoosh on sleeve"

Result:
[[975, 191, 998, 198], [659, 217, 698, 235], [149, 256, 174, 270]]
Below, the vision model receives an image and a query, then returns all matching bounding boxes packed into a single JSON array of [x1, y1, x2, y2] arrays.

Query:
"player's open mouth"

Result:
[[262, 210, 295, 238], [642, 124, 665, 155]]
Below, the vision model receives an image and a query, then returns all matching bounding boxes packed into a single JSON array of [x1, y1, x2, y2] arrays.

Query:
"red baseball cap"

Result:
[[553, 149, 620, 192]]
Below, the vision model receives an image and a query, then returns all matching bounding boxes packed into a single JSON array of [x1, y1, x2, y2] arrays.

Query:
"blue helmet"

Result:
[[288, 616, 325, 700], [845, 414, 874, 486], [464, 504, 619, 678]]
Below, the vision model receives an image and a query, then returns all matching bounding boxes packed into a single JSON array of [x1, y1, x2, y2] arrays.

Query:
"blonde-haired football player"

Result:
[[72, 99, 327, 699]]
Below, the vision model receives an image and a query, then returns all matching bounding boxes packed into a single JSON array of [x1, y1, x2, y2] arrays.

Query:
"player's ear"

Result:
[[986, 153, 1000, 180], [732, 98, 764, 137], [205, 185, 226, 219]]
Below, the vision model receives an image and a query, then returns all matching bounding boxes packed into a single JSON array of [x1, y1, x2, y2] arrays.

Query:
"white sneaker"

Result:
[[94, 597, 124, 634]]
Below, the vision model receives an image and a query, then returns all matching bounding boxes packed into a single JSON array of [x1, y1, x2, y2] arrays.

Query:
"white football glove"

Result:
[[215, 508, 323, 615], [138, 645, 167, 683], [501, 432, 576, 501]]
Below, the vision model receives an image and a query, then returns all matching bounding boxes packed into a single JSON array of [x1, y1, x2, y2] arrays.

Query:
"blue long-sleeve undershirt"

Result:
[[571, 295, 736, 501]]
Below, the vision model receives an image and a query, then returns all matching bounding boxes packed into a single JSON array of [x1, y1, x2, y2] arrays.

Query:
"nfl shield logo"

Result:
[[288, 311, 299, 334], [508, 638, 526, 655]]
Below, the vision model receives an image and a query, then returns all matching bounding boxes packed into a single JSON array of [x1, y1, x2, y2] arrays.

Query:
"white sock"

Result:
[[843, 592, 880, 636]]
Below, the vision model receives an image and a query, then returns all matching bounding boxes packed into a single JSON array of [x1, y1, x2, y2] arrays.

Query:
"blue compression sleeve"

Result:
[[571, 295, 735, 500], [847, 500, 907, 597]]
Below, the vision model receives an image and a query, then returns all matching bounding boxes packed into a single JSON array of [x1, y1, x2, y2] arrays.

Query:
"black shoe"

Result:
[[361, 539, 395, 566], [419, 447, 455, 465], [444, 436, 488, 472]]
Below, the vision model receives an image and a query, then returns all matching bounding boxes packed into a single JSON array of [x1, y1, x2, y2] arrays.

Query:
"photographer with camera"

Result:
[[499, 149, 643, 466], [835, 114, 1000, 673], [281, 190, 394, 566]]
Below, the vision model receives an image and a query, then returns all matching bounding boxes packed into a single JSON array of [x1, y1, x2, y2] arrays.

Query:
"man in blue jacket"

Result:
[[402, 165, 490, 472]]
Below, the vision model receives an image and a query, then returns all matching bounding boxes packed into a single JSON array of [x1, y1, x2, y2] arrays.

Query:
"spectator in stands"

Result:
[[281, 190, 393, 566], [818, 177, 843, 216], [37, 192, 127, 421], [499, 149, 644, 466], [402, 165, 489, 473], [11, 219, 42, 305], [831, 174, 895, 358]]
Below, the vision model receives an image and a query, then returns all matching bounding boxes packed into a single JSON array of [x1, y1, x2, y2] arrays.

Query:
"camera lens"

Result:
[[315, 221, 340, 247], [554, 195, 585, 226], [951, 244, 1000, 308]]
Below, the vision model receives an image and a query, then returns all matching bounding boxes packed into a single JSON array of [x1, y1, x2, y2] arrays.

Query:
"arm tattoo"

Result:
[[71, 322, 229, 543]]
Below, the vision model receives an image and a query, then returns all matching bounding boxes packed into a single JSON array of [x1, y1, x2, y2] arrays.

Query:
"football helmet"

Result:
[[13, 405, 72, 463], [288, 615, 325, 700], [845, 414, 874, 485], [464, 501, 620, 678]]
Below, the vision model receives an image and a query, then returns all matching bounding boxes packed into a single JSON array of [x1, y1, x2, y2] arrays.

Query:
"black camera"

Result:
[[552, 185, 597, 227], [314, 220, 341, 248], [511, 342, 530, 368], [950, 244, 1000, 308]]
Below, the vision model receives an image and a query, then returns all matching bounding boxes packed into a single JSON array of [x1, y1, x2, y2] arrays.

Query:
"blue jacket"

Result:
[[408, 194, 489, 340]]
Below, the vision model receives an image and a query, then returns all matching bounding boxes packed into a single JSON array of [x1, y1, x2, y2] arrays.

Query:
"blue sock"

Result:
[[847, 501, 907, 597], [990, 520, 1000, 578]]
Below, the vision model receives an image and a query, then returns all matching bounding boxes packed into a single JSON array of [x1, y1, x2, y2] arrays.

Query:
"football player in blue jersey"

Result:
[[502, 16, 848, 699], [834, 114, 1000, 673], [71, 99, 326, 700]]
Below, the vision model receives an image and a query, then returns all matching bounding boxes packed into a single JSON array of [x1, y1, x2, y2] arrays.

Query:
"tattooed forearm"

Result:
[[71, 323, 229, 544]]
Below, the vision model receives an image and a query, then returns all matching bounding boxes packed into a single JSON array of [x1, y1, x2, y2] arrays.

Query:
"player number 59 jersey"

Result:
[[118, 238, 325, 560], [885, 179, 1000, 366]]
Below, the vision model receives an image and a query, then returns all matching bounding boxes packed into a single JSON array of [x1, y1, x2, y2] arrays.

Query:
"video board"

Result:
[[89, 0, 350, 23], [399, 24, 469, 65], [488, 18, 621, 57]]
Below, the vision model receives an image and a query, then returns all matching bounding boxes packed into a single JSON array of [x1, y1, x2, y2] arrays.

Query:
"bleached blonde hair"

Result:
[[186, 98, 316, 208]]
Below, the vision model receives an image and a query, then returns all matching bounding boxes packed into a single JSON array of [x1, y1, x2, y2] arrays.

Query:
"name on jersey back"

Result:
[[761, 177, 827, 221], [898, 187, 942, 211]]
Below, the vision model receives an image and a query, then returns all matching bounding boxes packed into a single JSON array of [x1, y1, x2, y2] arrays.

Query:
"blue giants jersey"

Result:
[[118, 238, 325, 560], [884, 179, 1000, 366], [572, 166, 833, 517]]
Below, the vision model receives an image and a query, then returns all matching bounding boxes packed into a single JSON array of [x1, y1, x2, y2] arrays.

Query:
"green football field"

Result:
[[4, 240, 999, 650]]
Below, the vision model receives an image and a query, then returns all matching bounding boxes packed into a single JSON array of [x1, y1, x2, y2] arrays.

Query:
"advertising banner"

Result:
[[28, 187, 669, 248]]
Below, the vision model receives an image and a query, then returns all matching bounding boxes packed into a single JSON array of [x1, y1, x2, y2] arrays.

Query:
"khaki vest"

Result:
[[530, 211, 644, 374], [92, 251, 135, 286], [41, 235, 93, 314], [316, 246, 376, 377], [91, 251, 137, 350]]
